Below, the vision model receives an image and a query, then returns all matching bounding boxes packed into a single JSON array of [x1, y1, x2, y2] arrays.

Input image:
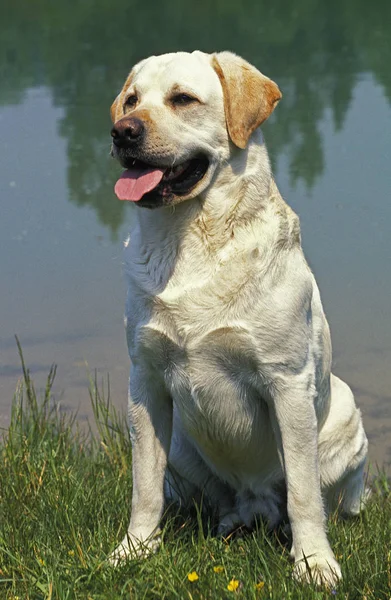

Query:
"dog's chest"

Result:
[[129, 252, 259, 365], [128, 271, 277, 475], [127, 238, 274, 394]]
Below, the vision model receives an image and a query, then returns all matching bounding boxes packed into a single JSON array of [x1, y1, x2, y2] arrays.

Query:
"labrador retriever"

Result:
[[109, 51, 369, 585]]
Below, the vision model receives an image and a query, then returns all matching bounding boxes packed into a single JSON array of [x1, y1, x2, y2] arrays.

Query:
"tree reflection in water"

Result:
[[1, 0, 390, 234]]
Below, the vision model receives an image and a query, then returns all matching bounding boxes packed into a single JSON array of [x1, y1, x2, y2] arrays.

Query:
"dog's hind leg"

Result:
[[166, 424, 240, 533], [318, 374, 369, 515], [326, 458, 371, 516], [164, 464, 199, 507]]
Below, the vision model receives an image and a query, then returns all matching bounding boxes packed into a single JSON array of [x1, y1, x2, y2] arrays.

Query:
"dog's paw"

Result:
[[237, 487, 284, 531], [217, 512, 242, 537], [108, 531, 161, 565], [343, 485, 372, 517], [293, 552, 342, 587]]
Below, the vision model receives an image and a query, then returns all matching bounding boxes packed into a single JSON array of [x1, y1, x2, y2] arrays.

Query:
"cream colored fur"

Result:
[[109, 51, 369, 586]]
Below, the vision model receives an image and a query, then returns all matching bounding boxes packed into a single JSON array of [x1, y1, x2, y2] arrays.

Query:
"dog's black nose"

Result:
[[111, 117, 145, 147]]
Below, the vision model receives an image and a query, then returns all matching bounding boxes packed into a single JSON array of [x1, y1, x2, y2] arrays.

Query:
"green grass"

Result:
[[0, 346, 390, 599]]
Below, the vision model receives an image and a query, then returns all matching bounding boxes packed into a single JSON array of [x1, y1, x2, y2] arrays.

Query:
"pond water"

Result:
[[1, 0, 390, 470]]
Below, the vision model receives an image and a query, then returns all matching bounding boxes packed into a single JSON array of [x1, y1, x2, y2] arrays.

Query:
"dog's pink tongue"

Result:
[[114, 167, 165, 201]]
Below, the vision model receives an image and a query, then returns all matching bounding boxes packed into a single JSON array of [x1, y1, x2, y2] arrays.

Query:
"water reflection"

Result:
[[1, 1, 390, 467], [1, 0, 390, 232]]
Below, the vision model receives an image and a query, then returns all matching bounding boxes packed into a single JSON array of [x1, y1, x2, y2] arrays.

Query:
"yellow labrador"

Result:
[[109, 51, 369, 585]]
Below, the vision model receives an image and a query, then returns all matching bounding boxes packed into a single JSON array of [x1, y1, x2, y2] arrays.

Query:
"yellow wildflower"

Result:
[[38, 558, 45, 566], [187, 571, 199, 582], [68, 550, 75, 556], [213, 565, 224, 573], [227, 579, 240, 592], [255, 581, 265, 590]]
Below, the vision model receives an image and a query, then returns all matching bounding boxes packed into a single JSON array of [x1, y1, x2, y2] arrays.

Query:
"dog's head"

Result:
[[110, 51, 281, 208]]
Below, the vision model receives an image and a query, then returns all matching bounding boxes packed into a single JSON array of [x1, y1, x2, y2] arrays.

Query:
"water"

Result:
[[1, 0, 390, 468]]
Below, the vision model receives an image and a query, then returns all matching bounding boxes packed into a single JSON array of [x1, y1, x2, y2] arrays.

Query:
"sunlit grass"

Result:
[[0, 341, 389, 599]]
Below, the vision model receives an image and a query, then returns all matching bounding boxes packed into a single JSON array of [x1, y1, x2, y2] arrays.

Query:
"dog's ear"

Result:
[[110, 70, 135, 123], [212, 52, 282, 149]]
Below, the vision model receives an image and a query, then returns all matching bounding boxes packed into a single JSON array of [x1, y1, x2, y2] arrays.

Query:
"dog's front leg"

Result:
[[270, 375, 341, 586], [110, 366, 172, 563]]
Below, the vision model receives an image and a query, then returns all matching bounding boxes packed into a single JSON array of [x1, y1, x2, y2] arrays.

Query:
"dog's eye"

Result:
[[171, 93, 197, 106], [124, 95, 138, 110]]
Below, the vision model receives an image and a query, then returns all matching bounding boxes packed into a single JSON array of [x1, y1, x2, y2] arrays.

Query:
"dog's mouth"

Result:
[[114, 156, 209, 203]]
